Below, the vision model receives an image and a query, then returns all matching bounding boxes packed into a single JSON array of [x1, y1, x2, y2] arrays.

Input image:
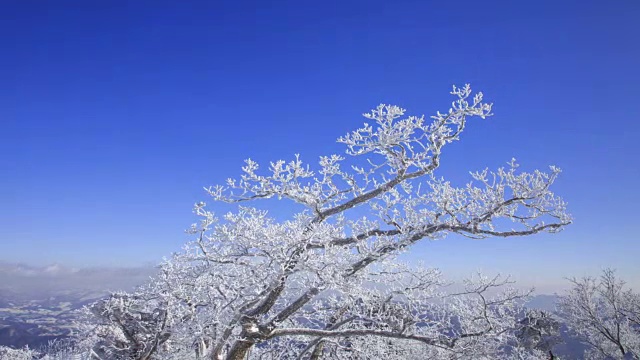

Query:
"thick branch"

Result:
[[267, 287, 321, 328], [268, 328, 446, 348], [307, 228, 402, 249], [313, 164, 436, 223]]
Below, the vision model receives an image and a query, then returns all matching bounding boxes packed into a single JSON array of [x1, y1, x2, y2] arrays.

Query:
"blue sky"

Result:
[[2, 0, 639, 291]]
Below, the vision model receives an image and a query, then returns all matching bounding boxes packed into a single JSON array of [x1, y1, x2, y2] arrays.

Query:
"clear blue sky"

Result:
[[2, 0, 639, 291]]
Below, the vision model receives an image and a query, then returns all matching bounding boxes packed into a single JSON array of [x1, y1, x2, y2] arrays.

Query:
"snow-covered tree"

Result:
[[0, 346, 37, 360], [558, 269, 640, 359], [38, 339, 92, 360], [74, 291, 171, 359], [78, 84, 571, 359], [515, 310, 563, 359]]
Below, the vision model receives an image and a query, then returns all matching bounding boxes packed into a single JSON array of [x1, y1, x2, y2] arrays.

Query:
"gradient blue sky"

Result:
[[2, 0, 639, 291]]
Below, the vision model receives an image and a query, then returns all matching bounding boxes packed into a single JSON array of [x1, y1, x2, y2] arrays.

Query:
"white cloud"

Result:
[[0, 261, 157, 296]]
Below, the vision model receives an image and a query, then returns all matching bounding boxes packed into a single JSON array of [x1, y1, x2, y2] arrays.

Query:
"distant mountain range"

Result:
[[524, 294, 559, 312], [0, 262, 156, 351]]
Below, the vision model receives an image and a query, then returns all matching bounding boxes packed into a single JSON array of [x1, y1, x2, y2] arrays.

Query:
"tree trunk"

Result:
[[309, 341, 325, 360], [225, 339, 254, 360]]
